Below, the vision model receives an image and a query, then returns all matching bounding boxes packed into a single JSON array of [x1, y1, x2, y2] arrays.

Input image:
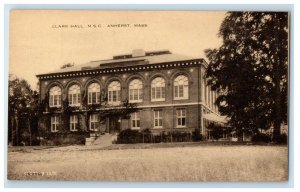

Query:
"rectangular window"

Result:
[[70, 115, 78, 131], [108, 91, 120, 105], [129, 89, 142, 103], [51, 116, 60, 132], [88, 92, 99, 104], [69, 94, 80, 106], [131, 112, 140, 129], [176, 109, 186, 127], [174, 85, 188, 100], [89, 114, 99, 131], [154, 110, 163, 128], [152, 87, 165, 101]]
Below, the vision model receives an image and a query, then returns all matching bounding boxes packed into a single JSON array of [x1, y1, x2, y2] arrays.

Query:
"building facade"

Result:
[[37, 49, 222, 140]]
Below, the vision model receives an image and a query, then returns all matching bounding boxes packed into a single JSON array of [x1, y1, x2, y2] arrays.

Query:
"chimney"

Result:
[[132, 49, 146, 57]]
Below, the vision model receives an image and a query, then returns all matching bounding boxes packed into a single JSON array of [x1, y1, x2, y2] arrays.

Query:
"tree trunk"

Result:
[[15, 115, 19, 145]]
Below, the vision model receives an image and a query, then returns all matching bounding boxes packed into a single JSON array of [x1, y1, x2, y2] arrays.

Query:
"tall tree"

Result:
[[8, 75, 40, 145], [205, 12, 288, 140]]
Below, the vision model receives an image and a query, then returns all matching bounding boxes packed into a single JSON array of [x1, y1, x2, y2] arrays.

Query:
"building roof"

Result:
[[40, 50, 202, 76]]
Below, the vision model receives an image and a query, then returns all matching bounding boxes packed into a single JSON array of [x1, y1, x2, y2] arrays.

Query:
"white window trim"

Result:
[[89, 114, 99, 131], [108, 90, 121, 105], [129, 89, 143, 103], [68, 85, 81, 107], [69, 93, 81, 107], [70, 115, 78, 131], [174, 85, 189, 100], [131, 112, 140, 130], [129, 79, 143, 103], [151, 87, 166, 102], [49, 86, 62, 108], [176, 109, 187, 128], [174, 75, 189, 100], [153, 110, 163, 129], [151, 77, 166, 102], [88, 92, 100, 105], [51, 116, 60, 132], [50, 95, 62, 108], [88, 83, 101, 104]]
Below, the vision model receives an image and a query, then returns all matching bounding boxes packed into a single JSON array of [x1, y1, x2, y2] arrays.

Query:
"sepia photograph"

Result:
[[7, 10, 289, 182]]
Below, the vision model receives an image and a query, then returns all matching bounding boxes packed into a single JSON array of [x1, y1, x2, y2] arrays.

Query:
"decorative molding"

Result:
[[37, 59, 204, 80]]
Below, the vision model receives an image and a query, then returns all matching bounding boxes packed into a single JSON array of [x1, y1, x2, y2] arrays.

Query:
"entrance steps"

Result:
[[92, 133, 115, 147]]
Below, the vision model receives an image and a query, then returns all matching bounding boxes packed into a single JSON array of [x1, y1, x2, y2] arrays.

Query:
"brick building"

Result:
[[36, 49, 224, 141]]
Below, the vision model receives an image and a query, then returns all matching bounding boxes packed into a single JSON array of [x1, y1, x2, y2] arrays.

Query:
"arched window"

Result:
[[129, 79, 143, 103], [88, 83, 100, 104], [68, 84, 81, 106], [174, 75, 189, 100], [151, 77, 165, 101], [108, 81, 121, 105], [49, 86, 62, 107]]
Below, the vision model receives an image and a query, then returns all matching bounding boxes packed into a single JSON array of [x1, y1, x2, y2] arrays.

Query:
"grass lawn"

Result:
[[7, 144, 288, 182]]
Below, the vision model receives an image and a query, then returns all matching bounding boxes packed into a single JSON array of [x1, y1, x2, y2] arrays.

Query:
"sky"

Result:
[[9, 10, 226, 90]]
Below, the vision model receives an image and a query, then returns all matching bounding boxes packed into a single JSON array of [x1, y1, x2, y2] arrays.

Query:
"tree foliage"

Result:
[[8, 75, 40, 145], [205, 12, 288, 138]]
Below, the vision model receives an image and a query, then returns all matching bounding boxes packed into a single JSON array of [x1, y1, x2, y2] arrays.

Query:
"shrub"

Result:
[[141, 128, 152, 143], [41, 132, 88, 146], [207, 123, 224, 141], [116, 129, 141, 144], [192, 129, 203, 141], [171, 131, 192, 142], [273, 134, 288, 144], [251, 133, 272, 143]]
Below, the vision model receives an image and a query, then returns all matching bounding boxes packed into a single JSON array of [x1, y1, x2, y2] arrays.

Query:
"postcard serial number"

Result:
[[24, 171, 57, 176]]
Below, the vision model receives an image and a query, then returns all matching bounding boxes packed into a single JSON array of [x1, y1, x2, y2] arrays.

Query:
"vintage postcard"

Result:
[[8, 10, 289, 182]]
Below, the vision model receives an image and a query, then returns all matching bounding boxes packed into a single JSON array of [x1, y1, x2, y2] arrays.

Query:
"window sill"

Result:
[[49, 106, 61, 108], [174, 97, 188, 100], [131, 127, 140, 130], [153, 127, 163, 129], [69, 105, 81, 107], [151, 99, 165, 102], [88, 103, 100, 105], [175, 126, 187, 129], [129, 100, 143, 103]]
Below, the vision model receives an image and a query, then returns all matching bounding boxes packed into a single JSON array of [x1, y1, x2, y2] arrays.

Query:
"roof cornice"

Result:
[[36, 58, 208, 80]]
